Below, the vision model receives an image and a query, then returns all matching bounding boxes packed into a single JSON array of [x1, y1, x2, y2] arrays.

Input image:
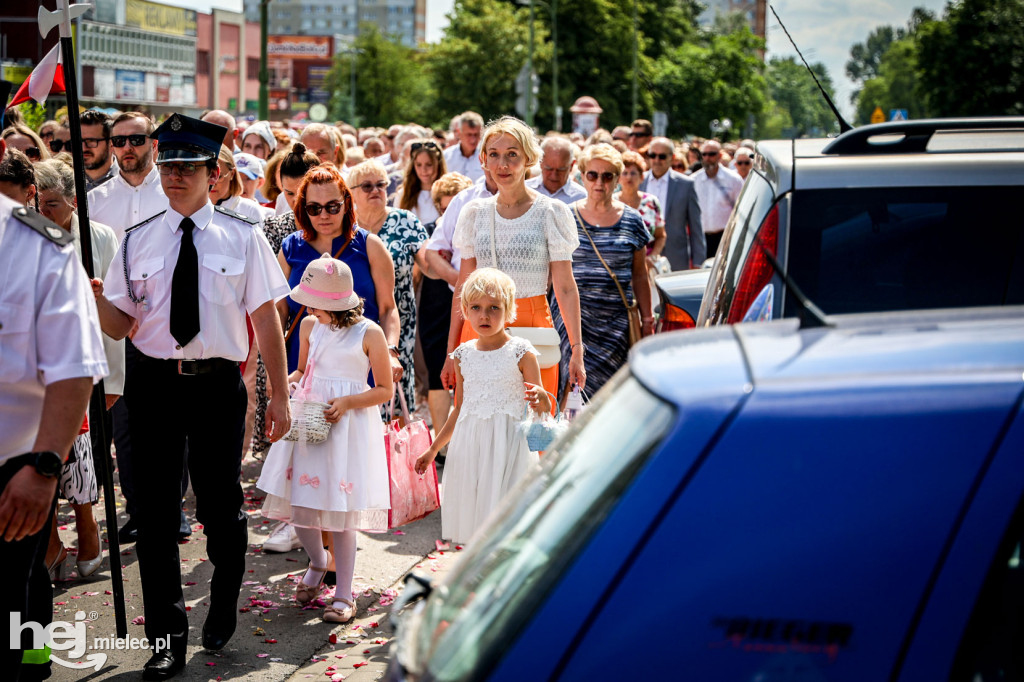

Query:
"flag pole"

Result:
[[44, 0, 128, 640]]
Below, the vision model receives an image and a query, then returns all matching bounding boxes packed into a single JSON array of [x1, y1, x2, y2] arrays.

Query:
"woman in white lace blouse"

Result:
[[444, 116, 587, 401]]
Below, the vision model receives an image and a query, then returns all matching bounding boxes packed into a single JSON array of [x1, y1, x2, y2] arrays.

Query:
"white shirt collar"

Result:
[[166, 201, 215, 233]]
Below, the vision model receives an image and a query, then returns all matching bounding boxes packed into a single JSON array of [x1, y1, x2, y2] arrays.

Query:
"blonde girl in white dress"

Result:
[[258, 254, 393, 623], [415, 268, 550, 544]]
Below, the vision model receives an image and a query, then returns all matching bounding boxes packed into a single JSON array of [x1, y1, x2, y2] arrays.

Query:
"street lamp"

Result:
[[259, 0, 272, 119], [517, 0, 559, 130]]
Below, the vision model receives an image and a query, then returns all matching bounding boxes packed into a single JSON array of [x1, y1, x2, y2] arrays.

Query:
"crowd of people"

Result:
[[0, 93, 751, 681]]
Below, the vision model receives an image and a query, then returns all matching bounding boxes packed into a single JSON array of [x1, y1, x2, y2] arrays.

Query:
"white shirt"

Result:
[[87, 165, 167, 245], [692, 166, 744, 234], [103, 202, 289, 362], [425, 179, 494, 291], [71, 214, 126, 396], [219, 194, 266, 229], [0, 196, 108, 463], [646, 171, 670, 218], [443, 144, 484, 182], [526, 175, 587, 204], [415, 189, 440, 226], [453, 194, 579, 298], [275, 192, 290, 216]]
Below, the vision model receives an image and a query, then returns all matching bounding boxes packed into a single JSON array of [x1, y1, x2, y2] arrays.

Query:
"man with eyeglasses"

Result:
[[628, 119, 654, 153], [93, 113, 290, 680], [80, 109, 117, 192], [442, 111, 484, 182], [690, 139, 743, 258], [526, 136, 585, 205], [639, 136, 704, 270]]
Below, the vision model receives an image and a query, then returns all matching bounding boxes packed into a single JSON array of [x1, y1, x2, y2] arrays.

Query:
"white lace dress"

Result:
[[258, 319, 390, 532], [442, 336, 541, 543]]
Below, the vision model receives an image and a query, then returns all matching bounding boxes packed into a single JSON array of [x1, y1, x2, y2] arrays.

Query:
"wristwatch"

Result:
[[24, 450, 63, 479], [388, 345, 400, 356]]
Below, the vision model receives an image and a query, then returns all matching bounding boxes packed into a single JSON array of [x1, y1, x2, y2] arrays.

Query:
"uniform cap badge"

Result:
[[170, 116, 182, 131]]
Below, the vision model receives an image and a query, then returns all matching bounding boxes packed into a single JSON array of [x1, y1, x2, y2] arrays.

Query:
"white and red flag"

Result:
[[7, 44, 65, 108]]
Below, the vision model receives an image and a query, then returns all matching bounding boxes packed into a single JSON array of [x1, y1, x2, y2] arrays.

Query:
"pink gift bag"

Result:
[[385, 388, 439, 528]]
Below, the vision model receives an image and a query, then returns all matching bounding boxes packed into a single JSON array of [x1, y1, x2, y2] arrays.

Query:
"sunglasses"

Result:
[[646, 152, 669, 160], [411, 141, 439, 153], [735, 160, 751, 166], [701, 151, 720, 158], [157, 162, 202, 176], [672, 164, 688, 170], [24, 146, 42, 160], [585, 170, 618, 183], [629, 131, 650, 137], [81, 137, 109, 148], [111, 134, 149, 148], [357, 180, 389, 194], [304, 200, 344, 216], [48, 140, 68, 153]]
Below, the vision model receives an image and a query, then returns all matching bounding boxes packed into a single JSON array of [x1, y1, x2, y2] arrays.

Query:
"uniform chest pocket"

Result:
[[0, 301, 32, 382], [200, 254, 246, 306]]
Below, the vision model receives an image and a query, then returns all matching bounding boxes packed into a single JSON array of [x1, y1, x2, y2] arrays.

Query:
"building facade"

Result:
[[243, 0, 426, 48]]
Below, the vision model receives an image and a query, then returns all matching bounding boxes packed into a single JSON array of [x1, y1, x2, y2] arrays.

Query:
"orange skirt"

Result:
[[460, 294, 559, 409]]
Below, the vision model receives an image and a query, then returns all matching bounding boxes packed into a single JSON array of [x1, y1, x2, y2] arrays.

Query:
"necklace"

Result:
[[497, 195, 529, 210]]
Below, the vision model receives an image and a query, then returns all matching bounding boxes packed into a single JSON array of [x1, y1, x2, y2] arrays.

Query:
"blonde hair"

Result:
[[217, 145, 243, 197], [578, 143, 624, 175], [480, 116, 540, 168], [431, 172, 473, 212], [460, 268, 517, 326], [347, 159, 388, 188]]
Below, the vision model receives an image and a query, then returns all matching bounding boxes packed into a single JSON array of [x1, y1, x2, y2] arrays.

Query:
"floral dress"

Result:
[[253, 211, 299, 456], [614, 190, 662, 247], [369, 208, 428, 409]]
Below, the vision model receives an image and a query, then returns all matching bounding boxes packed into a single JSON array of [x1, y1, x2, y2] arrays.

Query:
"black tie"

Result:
[[170, 217, 200, 347]]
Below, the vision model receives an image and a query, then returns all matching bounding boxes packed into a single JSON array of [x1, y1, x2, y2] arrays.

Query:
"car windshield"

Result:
[[405, 371, 675, 681]]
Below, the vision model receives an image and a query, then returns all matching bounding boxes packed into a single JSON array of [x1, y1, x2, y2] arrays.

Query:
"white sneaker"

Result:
[[262, 522, 302, 553]]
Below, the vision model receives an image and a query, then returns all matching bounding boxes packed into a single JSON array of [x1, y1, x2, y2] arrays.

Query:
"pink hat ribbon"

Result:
[[298, 283, 352, 300]]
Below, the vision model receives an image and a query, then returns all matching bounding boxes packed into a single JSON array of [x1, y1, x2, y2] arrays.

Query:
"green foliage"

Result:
[[916, 0, 1024, 116], [854, 40, 924, 125], [845, 25, 896, 94], [763, 57, 838, 138], [324, 23, 433, 128], [425, 0, 549, 124], [15, 103, 47, 132], [649, 28, 767, 139]]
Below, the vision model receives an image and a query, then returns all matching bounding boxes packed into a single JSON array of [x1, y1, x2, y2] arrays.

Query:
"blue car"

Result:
[[388, 306, 1024, 681]]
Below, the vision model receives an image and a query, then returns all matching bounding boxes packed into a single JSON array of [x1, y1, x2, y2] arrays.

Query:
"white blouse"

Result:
[[453, 194, 579, 298]]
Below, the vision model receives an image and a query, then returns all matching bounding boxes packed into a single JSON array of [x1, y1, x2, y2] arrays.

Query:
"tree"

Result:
[[324, 24, 433, 127], [854, 39, 925, 124], [424, 0, 550, 124], [648, 28, 767, 139], [916, 0, 1024, 116], [763, 57, 838, 137], [845, 25, 896, 100]]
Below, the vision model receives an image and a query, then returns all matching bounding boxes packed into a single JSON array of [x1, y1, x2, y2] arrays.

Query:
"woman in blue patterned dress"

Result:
[[553, 144, 654, 396], [348, 160, 429, 409]]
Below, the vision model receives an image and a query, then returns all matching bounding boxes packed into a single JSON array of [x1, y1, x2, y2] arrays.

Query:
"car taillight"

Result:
[[659, 302, 695, 332], [727, 204, 779, 324]]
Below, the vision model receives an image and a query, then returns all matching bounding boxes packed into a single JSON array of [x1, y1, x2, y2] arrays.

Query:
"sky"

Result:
[[162, 0, 951, 121]]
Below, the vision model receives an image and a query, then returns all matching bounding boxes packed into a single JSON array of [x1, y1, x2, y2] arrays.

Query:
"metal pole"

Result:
[[259, 0, 269, 119], [631, 0, 638, 120], [56, 14, 128, 641], [552, 0, 558, 131], [350, 50, 357, 127], [526, 0, 534, 128]]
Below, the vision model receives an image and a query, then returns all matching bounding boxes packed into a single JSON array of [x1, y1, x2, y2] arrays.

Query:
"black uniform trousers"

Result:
[[0, 458, 56, 681], [124, 354, 247, 652]]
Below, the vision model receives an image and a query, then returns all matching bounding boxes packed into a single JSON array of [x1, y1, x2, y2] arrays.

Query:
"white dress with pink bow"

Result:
[[258, 319, 390, 531]]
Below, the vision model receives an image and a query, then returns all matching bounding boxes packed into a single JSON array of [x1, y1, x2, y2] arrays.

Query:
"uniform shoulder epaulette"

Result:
[[125, 210, 166, 234], [215, 205, 258, 225], [12, 206, 73, 246]]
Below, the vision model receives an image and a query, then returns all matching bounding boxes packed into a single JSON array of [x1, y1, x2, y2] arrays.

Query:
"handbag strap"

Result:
[[489, 200, 499, 268], [284, 232, 356, 344], [572, 202, 632, 312], [388, 383, 413, 424]]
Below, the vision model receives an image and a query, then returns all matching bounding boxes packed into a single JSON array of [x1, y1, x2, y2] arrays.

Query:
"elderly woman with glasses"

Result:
[[277, 164, 402, 385], [558, 143, 653, 396], [347, 160, 429, 410], [614, 150, 666, 259]]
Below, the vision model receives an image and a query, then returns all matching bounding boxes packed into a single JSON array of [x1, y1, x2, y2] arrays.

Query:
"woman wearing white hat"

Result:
[[241, 120, 277, 160]]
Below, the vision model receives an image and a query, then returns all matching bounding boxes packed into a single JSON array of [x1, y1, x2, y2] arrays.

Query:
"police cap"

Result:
[[153, 113, 228, 164]]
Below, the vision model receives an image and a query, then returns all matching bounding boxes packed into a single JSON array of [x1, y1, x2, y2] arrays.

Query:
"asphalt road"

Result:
[[45, 452, 453, 681]]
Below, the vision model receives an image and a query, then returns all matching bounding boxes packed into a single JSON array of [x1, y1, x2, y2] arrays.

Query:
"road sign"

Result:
[[653, 111, 668, 137], [889, 109, 908, 121], [515, 94, 538, 118], [871, 107, 885, 124], [309, 103, 328, 122]]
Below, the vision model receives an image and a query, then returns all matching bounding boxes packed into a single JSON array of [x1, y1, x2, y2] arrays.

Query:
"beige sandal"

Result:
[[322, 597, 355, 623], [295, 564, 329, 604]]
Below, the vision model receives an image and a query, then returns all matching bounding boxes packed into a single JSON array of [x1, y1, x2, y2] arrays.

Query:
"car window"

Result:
[[785, 186, 1024, 316], [408, 372, 676, 681], [701, 170, 776, 325]]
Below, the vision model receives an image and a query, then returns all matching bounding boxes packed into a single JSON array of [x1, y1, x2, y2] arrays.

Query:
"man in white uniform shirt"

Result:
[[95, 113, 290, 680], [526, 136, 586, 204], [442, 111, 484, 182], [691, 139, 743, 257], [0, 113, 109, 677]]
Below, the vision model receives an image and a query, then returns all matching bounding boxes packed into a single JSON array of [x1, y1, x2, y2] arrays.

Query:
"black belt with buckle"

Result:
[[140, 355, 240, 376]]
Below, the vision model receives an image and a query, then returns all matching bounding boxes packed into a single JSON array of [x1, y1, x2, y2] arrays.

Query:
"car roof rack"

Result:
[[821, 117, 1024, 155]]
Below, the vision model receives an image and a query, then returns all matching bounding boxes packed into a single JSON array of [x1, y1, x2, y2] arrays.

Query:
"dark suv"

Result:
[[696, 118, 1024, 326]]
